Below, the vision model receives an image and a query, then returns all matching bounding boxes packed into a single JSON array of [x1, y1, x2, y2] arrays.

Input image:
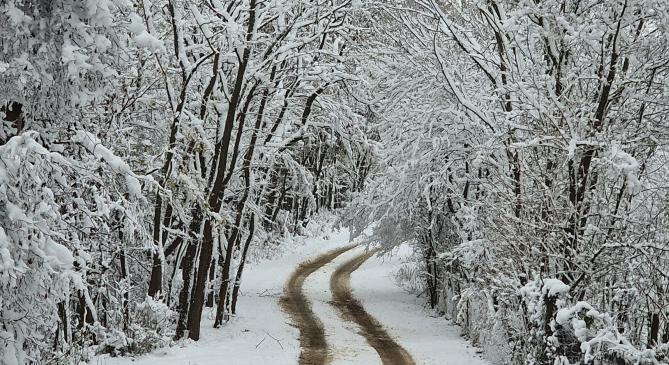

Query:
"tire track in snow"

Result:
[[330, 250, 416, 365], [280, 245, 356, 365]]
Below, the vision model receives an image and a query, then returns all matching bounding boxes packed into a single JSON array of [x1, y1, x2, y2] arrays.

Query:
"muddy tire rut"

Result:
[[280, 245, 355, 365], [330, 250, 416, 365], [281, 246, 415, 365]]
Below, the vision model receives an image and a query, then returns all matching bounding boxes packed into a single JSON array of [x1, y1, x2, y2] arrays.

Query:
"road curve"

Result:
[[330, 249, 416, 365], [280, 245, 356, 365]]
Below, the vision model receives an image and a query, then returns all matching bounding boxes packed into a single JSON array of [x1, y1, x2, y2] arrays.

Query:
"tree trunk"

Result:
[[649, 312, 660, 347], [186, 0, 257, 341], [175, 209, 202, 339], [231, 215, 256, 315], [206, 253, 217, 307], [214, 64, 269, 325], [120, 247, 130, 331]]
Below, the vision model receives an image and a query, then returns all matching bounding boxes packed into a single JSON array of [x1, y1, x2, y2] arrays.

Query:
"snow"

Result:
[[128, 13, 165, 53], [555, 301, 595, 327], [541, 278, 570, 297], [62, 41, 91, 74], [86, 0, 113, 26], [0, 227, 14, 276], [73, 131, 144, 197], [305, 247, 380, 364], [43, 239, 75, 271], [442, 239, 487, 266], [189, 4, 213, 39], [5, 201, 28, 222], [350, 243, 492, 365], [606, 141, 641, 193], [97, 227, 352, 365], [97, 228, 491, 365], [4, 4, 31, 25], [133, 32, 165, 53], [71, 273, 99, 322]]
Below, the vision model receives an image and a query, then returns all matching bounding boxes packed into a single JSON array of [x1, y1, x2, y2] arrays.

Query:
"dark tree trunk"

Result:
[[231, 215, 256, 315], [214, 62, 270, 326], [119, 248, 130, 331], [56, 301, 68, 349], [649, 312, 660, 347], [541, 293, 557, 365], [186, 0, 257, 341], [150, 49, 220, 300], [206, 254, 218, 307], [175, 209, 202, 339]]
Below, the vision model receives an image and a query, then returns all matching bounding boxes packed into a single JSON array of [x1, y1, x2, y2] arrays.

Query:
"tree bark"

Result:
[[214, 61, 271, 327], [186, 0, 257, 341], [231, 215, 255, 315]]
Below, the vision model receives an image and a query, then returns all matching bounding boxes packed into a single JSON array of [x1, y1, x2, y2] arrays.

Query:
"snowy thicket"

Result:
[[1, 0, 372, 363], [347, 1, 669, 364], [2, 0, 669, 364]]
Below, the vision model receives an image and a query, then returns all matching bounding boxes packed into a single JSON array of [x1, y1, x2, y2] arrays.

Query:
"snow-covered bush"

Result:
[[553, 302, 658, 365], [96, 296, 175, 357], [451, 274, 664, 365], [0, 131, 156, 364], [97, 324, 170, 358], [134, 296, 175, 333], [395, 261, 424, 295], [0, 132, 82, 364]]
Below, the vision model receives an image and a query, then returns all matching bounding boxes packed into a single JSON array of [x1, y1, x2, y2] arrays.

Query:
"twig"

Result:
[[263, 330, 284, 349]]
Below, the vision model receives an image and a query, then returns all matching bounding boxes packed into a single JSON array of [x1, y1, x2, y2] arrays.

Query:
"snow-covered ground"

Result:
[[95, 228, 491, 365], [95, 226, 349, 365], [350, 244, 491, 365], [305, 247, 379, 364]]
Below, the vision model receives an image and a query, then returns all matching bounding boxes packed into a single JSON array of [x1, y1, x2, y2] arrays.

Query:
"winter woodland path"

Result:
[[98, 230, 491, 365], [281, 246, 415, 365], [280, 245, 358, 364], [329, 249, 415, 365]]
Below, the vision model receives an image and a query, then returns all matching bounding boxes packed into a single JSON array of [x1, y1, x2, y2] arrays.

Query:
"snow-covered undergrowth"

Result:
[[441, 273, 668, 365], [390, 243, 666, 365], [352, 217, 668, 365], [0, 132, 153, 364]]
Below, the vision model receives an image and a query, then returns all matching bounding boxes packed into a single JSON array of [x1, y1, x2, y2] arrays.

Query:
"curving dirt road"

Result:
[[280, 245, 356, 365], [281, 246, 415, 365], [330, 250, 416, 365]]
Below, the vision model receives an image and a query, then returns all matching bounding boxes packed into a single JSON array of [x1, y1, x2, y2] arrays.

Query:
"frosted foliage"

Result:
[[2, 0, 668, 364], [0, 133, 77, 363], [128, 13, 165, 53], [347, 0, 669, 363], [0, 131, 150, 364], [73, 131, 145, 198], [1, 0, 368, 362], [0, 0, 127, 127]]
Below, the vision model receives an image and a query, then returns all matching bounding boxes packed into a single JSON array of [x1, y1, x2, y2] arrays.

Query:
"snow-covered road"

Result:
[[350, 245, 491, 365], [97, 229, 491, 365], [296, 246, 395, 364]]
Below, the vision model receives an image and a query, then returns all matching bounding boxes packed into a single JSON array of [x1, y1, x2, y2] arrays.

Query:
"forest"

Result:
[[0, 0, 668, 364]]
